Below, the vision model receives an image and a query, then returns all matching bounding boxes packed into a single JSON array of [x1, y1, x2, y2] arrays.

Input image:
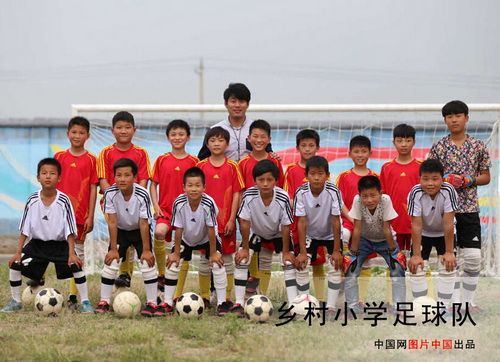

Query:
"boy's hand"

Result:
[[84, 216, 94, 234], [439, 252, 457, 272], [8, 252, 22, 268], [295, 253, 308, 271], [269, 152, 282, 162], [153, 208, 164, 220], [282, 252, 295, 267], [68, 254, 83, 269], [166, 253, 181, 269], [140, 250, 155, 268], [235, 248, 249, 265], [408, 255, 424, 274], [224, 220, 235, 236], [330, 251, 343, 271], [104, 249, 120, 266], [443, 174, 464, 188], [209, 252, 224, 268]]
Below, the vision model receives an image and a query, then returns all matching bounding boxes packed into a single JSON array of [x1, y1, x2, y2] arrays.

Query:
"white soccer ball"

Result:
[[291, 294, 320, 316], [35, 288, 64, 316], [412, 296, 437, 323], [21, 285, 44, 307], [110, 286, 130, 311], [113, 291, 142, 318], [244, 295, 273, 323], [176, 292, 205, 318]]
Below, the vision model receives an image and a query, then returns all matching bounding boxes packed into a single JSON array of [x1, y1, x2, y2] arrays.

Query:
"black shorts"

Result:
[[172, 239, 222, 261], [294, 238, 337, 263], [455, 212, 481, 249], [411, 236, 456, 260], [115, 228, 153, 261], [10, 239, 81, 280], [249, 234, 292, 254]]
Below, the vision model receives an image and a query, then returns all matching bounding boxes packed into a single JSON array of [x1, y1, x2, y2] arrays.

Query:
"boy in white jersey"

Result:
[[234, 160, 297, 315], [294, 156, 343, 318], [164, 167, 229, 316], [94, 158, 158, 317], [2, 158, 93, 313], [408, 159, 458, 308]]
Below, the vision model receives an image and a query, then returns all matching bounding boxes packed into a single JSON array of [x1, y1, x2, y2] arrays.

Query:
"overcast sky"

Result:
[[1, 0, 499, 118]]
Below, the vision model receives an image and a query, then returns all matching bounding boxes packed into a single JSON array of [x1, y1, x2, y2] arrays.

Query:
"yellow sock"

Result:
[[426, 267, 434, 298], [119, 248, 130, 274], [198, 274, 211, 300], [249, 252, 259, 278], [69, 278, 78, 296], [312, 264, 326, 301], [174, 262, 189, 299], [257, 270, 271, 295], [358, 267, 371, 302], [154, 239, 167, 276], [226, 274, 234, 300], [386, 269, 393, 304]]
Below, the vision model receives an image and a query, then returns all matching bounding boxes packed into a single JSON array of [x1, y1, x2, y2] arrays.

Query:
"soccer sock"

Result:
[[437, 263, 455, 308], [9, 269, 22, 303], [234, 263, 249, 305], [128, 248, 136, 276], [199, 274, 211, 300], [164, 260, 181, 306], [69, 278, 79, 296], [211, 263, 228, 306], [139, 260, 158, 305], [451, 270, 461, 304], [327, 264, 342, 310], [222, 254, 234, 300], [296, 268, 310, 295], [257, 270, 271, 295], [70, 243, 84, 297], [358, 267, 371, 302], [283, 264, 298, 305], [426, 267, 435, 298], [226, 274, 234, 300], [101, 260, 119, 303], [410, 262, 428, 298], [312, 264, 326, 301], [154, 239, 167, 276], [119, 248, 130, 274], [249, 252, 259, 277], [461, 270, 479, 306], [72, 270, 89, 301], [174, 261, 189, 299], [385, 269, 392, 303]]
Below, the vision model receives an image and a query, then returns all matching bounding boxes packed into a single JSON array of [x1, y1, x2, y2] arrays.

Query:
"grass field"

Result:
[[1, 263, 499, 361]]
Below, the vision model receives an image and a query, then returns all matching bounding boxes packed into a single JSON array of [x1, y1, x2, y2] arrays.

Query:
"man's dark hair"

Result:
[[223, 83, 251, 103]]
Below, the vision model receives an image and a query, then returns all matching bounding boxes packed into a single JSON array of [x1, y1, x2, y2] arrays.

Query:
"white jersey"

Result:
[[171, 193, 219, 247], [211, 118, 253, 162], [103, 184, 152, 231], [349, 194, 398, 242], [293, 182, 342, 240], [237, 186, 293, 240], [19, 189, 77, 241], [407, 182, 458, 237]]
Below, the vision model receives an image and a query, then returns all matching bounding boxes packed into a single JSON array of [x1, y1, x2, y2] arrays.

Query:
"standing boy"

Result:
[[428, 100, 491, 312]]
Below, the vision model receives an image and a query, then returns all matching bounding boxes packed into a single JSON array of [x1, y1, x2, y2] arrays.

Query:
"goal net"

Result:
[[72, 104, 500, 277]]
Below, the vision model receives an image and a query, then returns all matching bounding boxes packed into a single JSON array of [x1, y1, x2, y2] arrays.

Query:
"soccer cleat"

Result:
[[202, 298, 210, 309], [225, 299, 234, 309], [114, 272, 131, 288], [229, 303, 244, 317], [157, 274, 165, 292], [80, 300, 95, 313], [245, 277, 260, 294], [154, 303, 174, 317], [27, 278, 45, 288], [216, 301, 231, 316], [67, 295, 79, 310], [94, 301, 110, 314], [1, 299, 22, 312], [140, 302, 157, 317]]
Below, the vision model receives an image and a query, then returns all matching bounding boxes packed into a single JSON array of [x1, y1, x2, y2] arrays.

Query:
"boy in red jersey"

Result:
[[150, 120, 199, 300], [283, 129, 327, 303], [97, 111, 151, 286], [197, 127, 244, 308], [54, 116, 98, 309]]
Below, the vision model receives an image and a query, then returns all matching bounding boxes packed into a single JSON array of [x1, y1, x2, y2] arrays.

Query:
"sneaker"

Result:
[[245, 277, 260, 294], [216, 301, 231, 316], [1, 299, 22, 312], [81, 300, 95, 313], [157, 274, 165, 292], [225, 299, 234, 309], [229, 303, 244, 317], [141, 302, 157, 317], [326, 308, 338, 322], [154, 303, 174, 317], [202, 298, 210, 309], [114, 272, 131, 288], [94, 301, 110, 314], [27, 278, 45, 288], [67, 295, 79, 310], [469, 305, 488, 314]]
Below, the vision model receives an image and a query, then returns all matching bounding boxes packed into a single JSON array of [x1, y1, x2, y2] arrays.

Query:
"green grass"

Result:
[[1, 264, 499, 361]]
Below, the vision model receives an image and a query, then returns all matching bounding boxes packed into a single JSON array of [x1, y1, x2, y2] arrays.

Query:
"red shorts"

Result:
[[76, 224, 86, 241], [291, 228, 327, 266], [155, 216, 173, 242], [220, 233, 237, 255], [396, 233, 412, 251]]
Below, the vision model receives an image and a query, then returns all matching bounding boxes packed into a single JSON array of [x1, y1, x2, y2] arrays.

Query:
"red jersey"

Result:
[[380, 159, 422, 234], [336, 168, 379, 232], [283, 162, 307, 199], [97, 143, 151, 187], [152, 153, 199, 219], [54, 150, 98, 225], [197, 157, 244, 233], [238, 154, 284, 189]]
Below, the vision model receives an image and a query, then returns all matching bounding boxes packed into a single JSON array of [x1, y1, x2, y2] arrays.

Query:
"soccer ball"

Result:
[[176, 292, 204, 318], [411, 296, 437, 323], [21, 285, 43, 307], [113, 291, 142, 318], [35, 288, 64, 316], [291, 294, 320, 316], [110, 286, 130, 311], [244, 295, 273, 323]]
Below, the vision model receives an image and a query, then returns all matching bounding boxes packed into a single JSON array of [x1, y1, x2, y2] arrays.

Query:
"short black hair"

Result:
[[166, 119, 191, 137], [37, 158, 61, 176], [420, 159, 444, 176], [349, 135, 371, 151], [68, 116, 90, 132], [305, 156, 329, 174], [393, 124, 416, 139], [252, 159, 279, 181], [113, 158, 138, 176], [442, 100, 469, 117], [205, 126, 230, 144], [249, 119, 271, 137], [358, 175, 381, 192], [183, 167, 205, 185], [112, 111, 135, 127], [223, 83, 251, 103], [296, 129, 320, 147]]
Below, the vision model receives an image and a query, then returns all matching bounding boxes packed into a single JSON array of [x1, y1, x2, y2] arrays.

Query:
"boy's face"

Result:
[[37, 164, 61, 189], [168, 127, 190, 151], [114, 166, 137, 192], [297, 138, 319, 161], [306, 166, 329, 190], [207, 135, 228, 156], [225, 96, 249, 119], [359, 187, 382, 211], [67, 125, 90, 148], [393, 137, 415, 157], [112, 120, 136, 144], [444, 113, 468, 134], [248, 128, 271, 152], [255, 172, 277, 195], [183, 176, 205, 202], [420, 172, 443, 198], [349, 145, 371, 167]]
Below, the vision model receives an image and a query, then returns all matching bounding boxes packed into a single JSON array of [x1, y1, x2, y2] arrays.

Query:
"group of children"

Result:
[[1, 82, 491, 320]]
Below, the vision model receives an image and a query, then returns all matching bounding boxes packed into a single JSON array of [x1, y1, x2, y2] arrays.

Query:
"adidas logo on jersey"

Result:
[[191, 218, 196, 222], [263, 212, 269, 216], [400, 172, 406, 177], [70, 163, 77, 167], [472, 236, 479, 242], [315, 204, 321, 208], [213, 174, 219, 179], [42, 215, 49, 220], [174, 166, 181, 171]]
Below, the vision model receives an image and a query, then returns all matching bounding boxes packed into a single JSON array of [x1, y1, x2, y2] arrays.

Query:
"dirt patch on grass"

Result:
[[0, 236, 17, 254]]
